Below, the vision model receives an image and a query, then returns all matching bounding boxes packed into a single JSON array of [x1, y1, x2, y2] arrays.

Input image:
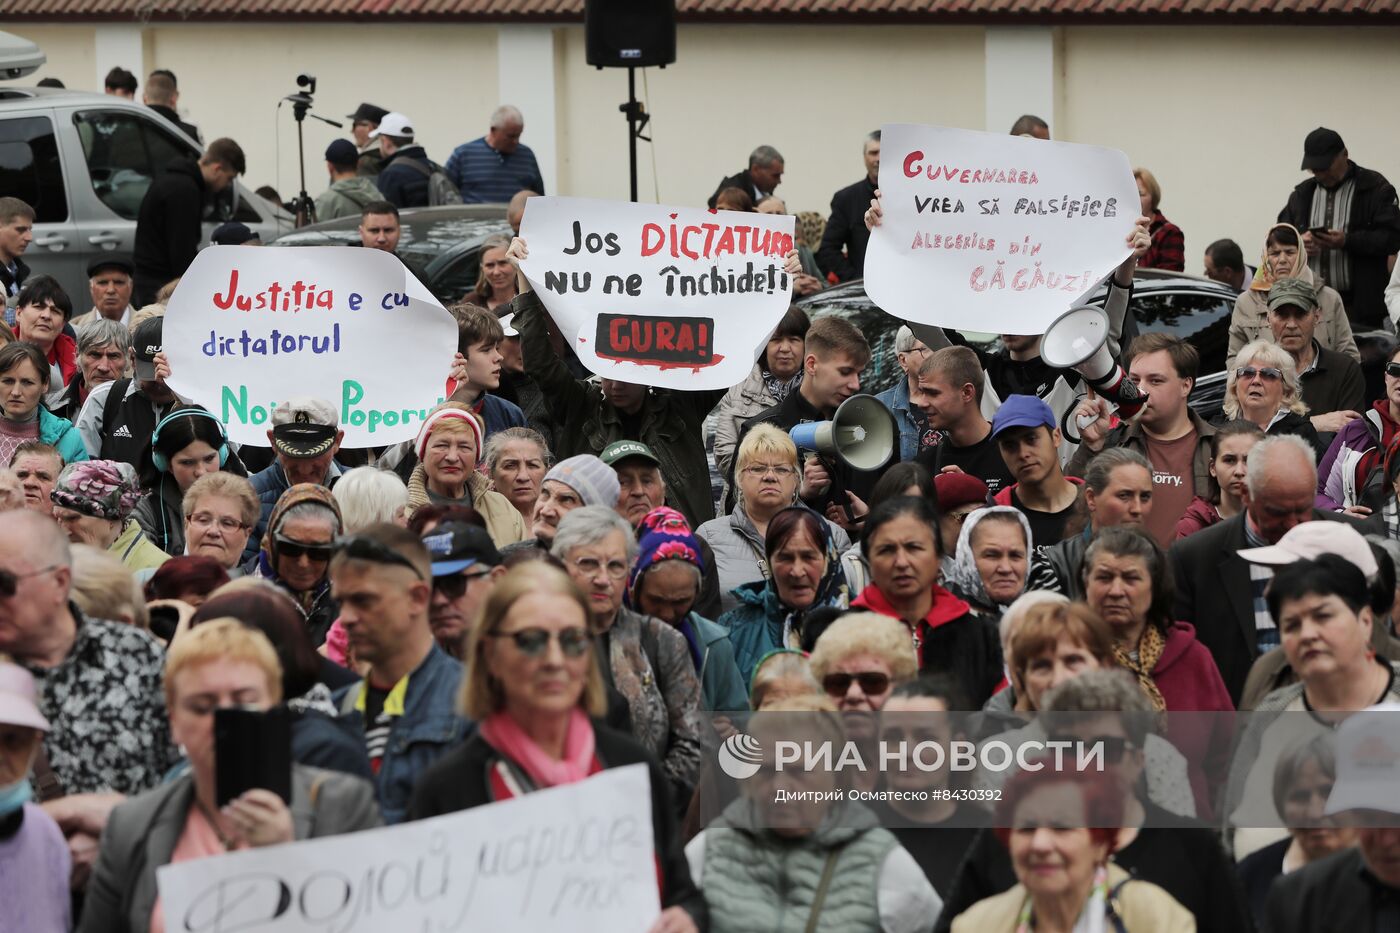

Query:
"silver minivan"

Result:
[[0, 86, 291, 303]]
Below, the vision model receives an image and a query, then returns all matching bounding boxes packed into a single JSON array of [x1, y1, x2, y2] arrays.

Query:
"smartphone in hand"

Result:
[[214, 706, 293, 806]]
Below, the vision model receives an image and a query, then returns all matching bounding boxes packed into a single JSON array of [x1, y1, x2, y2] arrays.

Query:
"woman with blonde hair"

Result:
[[808, 611, 918, 713], [698, 423, 849, 614], [471, 233, 517, 311], [404, 402, 526, 546], [1223, 339, 1322, 454], [408, 561, 705, 932]]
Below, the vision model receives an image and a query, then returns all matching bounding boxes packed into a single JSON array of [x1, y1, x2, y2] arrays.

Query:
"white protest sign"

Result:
[[864, 124, 1139, 333], [156, 764, 659, 932], [163, 246, 457, 447], [518, 196, 796, 390]]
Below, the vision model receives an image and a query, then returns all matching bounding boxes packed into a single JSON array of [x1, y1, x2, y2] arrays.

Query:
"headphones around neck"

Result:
[[150, 408, 230, 473]]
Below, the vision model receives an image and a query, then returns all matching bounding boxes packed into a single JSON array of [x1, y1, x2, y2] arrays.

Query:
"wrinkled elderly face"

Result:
[[488, 120, 524, 155], [90, 270, 132, 317], [81, 341, 127, 388], [10, 453, 60, 514], [274, 514, 336, 593], [184, 494, 253, 570]]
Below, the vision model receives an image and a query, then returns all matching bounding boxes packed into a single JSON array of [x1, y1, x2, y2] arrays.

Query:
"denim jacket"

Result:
[[334, 644, 470, 824], [874, 378, 922, 463]]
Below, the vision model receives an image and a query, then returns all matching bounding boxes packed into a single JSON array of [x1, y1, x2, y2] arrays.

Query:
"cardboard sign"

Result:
[[156, 764, 660, 932], [163, 246, 457, 447], [864, 124, 1139, 333], [518, 196, 796, 390]]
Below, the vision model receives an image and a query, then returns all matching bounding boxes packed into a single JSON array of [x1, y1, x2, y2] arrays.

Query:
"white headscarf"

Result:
[[946, 506, 1033, 610]]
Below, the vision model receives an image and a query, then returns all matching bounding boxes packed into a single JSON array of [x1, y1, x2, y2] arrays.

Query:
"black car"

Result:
[[269, 204, 512, 305], [796, 268, 1241, 419]]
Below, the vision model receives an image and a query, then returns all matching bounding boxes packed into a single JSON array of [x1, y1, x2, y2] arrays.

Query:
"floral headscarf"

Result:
[[946, 506, 1033, 611], [625, 506, 705, 609], [50, 460, 142, 521]]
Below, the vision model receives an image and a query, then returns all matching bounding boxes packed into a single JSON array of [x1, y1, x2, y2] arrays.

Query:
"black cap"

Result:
[[87, 254, 134, 279], [271, 421, 337, 459], [1301, 127, 1345, 171], [131, 316, 163, 381], [211, 222, 258, 246], [325, 139, 358, 167], [422, 521, 502, 576], [346, 102, 389, 125]]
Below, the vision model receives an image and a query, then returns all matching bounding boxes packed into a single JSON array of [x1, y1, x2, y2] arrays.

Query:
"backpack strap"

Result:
[[803, 847, 844, 933], [401, 158, 436, 179], [100, 378, 130, 453], [1104, 877, 1133, 933]]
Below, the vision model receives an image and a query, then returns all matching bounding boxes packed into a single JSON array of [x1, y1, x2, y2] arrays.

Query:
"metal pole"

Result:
[[627, 66, 639, 203]]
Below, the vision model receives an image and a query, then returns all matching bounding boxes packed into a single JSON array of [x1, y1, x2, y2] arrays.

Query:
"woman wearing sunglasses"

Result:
[[1222, 339, 1323, 456], [409, 561, 706, 933], [250, 485, 342, 647]]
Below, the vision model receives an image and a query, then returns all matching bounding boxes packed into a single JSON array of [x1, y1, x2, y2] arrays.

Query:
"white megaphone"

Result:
[[788, 394, 898, 472], [1040, 305, 1146, 433]]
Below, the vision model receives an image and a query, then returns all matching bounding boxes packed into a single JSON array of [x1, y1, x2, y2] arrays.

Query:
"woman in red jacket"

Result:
[[1082, 525, 1234, 817]]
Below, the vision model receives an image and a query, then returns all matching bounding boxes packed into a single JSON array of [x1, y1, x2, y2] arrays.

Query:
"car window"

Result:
[[73, 109, 191, 220], [427, 245, 483, 304], [1132, 291, 1233, 375], [0, 115, 68, 223]]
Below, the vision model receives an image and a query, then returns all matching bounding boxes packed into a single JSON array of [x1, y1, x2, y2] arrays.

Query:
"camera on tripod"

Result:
[[281, 73, 340, 228], [297, 73, 316, 95]]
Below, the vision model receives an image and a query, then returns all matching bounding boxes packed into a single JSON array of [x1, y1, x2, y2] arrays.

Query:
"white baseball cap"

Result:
[[1238, 521, 1379, 578], [369, 112, 414, 139]]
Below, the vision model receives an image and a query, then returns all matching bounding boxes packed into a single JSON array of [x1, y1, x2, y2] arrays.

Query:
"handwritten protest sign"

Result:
[[864, 124, 1138, 334], [156, 764, 659, 933], [163, 246, 457, 447], [519, 196, 796, 391]]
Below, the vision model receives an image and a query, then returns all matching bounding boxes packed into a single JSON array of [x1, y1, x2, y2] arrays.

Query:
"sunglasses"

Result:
[[334, 535, 425, 579], [489, 626, 591, 658], [1235, 366, 1283, 383], [432, 569, 492, 601], [1386, 362, 1400, 379], [822, 671, 891, 697], [275, 536, 334, 563], [0, 564, 58, 598]]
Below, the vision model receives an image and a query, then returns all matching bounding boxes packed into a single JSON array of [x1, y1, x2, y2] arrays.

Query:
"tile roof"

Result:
[[5, 0, 1397, 19]]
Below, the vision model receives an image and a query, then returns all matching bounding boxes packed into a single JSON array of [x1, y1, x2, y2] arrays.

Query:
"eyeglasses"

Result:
[[822, 671, 892, 697], [275, 536, 334, 563], [334, 534, 425, 579], [570, 556, 630, 581], [489, 626, 591, 658], [0, 564, 58, 598], [188, 512, 249, 534], [432, 570, 492, 601], [1235, 366, 1283, 383], [1386, 362, 1400, 379], [742, 464, 798, 479]]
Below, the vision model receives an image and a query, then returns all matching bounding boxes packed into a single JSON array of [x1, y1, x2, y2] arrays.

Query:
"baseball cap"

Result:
[[1301, 127, 1345, 172], [1324, 702, 1400, 817], [0, 662, 51, 732], [346, 102, 389, 125], [325, 139, 359, 167], [543, 455, 620, 508], [270, 398, 339, 459], [1239, 521, 1379, 577], [934, 472, 989, 512], [131, 316, 163, 381], [422, 520, 503, 576], [211, 222, 258, 246], [991, 394, 1056, 438], [600, 439, 660, 468], [87, 254, 134, 279], [1267, 277, 1318, 314], [370, 112, 414, 139]]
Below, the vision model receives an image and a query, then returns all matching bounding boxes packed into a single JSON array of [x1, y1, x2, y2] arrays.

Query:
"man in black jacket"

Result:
[[707, 145, 783, 209], [0, 196, 33, 300], [1279, 127, 1400, 329], [143, 71, 200, 142], [132, 138, 245, 306], [817, 130, 879, 282], [373, 112, 447, 209]]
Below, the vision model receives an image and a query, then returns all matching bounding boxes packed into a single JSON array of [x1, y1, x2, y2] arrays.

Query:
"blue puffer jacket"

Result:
[[687, 613, 749, 712], [38, 407, 89, 465], [333, 644, 470, 824], [718, 581, 792, 688]]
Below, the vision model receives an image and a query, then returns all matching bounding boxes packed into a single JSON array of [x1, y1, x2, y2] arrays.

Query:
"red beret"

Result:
[[933, 472, 990, 511]]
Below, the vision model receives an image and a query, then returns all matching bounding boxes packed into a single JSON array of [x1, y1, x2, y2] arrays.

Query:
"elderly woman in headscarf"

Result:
[[626, 507, 748, 712], [1228, 221, 1358, 366], [404, 402, 527, 547], [946, 506, 1032, 625], [50, 460, 169, 573], [251, 484, 343, 647]]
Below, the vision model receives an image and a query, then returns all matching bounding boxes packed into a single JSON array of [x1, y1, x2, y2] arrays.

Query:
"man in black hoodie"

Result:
[[132, 137, 245, 306]]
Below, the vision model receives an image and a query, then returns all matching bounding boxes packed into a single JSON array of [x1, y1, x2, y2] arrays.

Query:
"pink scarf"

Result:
[[479, 707, 597, 788]]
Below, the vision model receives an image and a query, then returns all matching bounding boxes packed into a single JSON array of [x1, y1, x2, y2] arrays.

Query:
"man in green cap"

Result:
[[1267, 276, 1365, 437]]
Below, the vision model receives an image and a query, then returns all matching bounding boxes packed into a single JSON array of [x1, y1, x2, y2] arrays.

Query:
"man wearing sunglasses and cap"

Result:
[[422, 520, 504, 659], [245, 397, 345, 562], [331, 523, 468, 824]]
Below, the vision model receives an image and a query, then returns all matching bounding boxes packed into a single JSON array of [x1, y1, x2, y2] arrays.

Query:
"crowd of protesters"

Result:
[[3, 83, 1400, 933]]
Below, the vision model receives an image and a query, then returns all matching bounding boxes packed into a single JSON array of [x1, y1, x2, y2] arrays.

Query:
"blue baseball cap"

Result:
[[991, 394, 1056, 438]]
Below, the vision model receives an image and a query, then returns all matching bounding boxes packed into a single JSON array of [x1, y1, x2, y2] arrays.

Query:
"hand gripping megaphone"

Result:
[[1040, 305, 1146, 435], [789, 394, 898, 522]]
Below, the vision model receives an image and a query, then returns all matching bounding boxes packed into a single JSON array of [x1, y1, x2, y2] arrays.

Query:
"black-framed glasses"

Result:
[[333, 535, 424, 579], [1386, 362, 1400, 379], [822, 671, 892, 697], [488, 626, 591, 658], [276, 535, 334, 563], [1235, 366, 1283, 383], [432, 569, 492, 601], [0, 565, 58, 598]]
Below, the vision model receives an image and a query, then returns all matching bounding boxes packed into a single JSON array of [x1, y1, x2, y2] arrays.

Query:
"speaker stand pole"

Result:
[[619, 65, 651, 203]]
